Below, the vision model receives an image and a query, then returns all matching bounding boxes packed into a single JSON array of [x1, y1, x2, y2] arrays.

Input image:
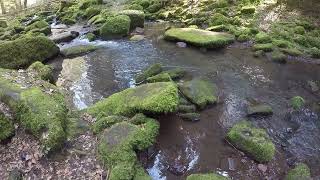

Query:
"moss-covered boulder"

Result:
[[25, 20, 51, 35], [209, 13, 230, 26], [87, 82, 179, 117], [85, 32, 96, 42], [290, 96, 305, 110], [100, 15, 131, 40], [255, 32, 272, 43], [247, 104, 273, 116], [135, 63, 162, 83], [17, 88, 67, 153], [178, 79, 217, 109], [164, 28, 235, 49], [92, 116, 128, 134], [187, 173, 230, 180], [61, 45, 98, 57], [0, 112, 14, 142], [84, 7, 101, 19], [27, 61, 53, 81], [285, 163, 311, 180], [147, 73, 172, 83], [227, 121, 275, 163], [119, 10, 145, 29], [253, 43, 274, 52], [160, 68, 186, 80], [0, 36, 59, 69], [98, 118, 159, 180]]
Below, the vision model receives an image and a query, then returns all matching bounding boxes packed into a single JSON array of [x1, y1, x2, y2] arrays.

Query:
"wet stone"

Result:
[[247, 104, 273, 116], [177, 104, 196, 113], [179, 113, 201, 122], [176, 42, 187, 48], [50, 31, 79, 43]]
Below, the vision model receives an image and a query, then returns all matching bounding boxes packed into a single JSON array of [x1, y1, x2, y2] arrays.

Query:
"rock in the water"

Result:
[[50, 31, 79, 43], [85, 32, 96, 42], [176, 42, 187, 48], [285, 163, 311, 180], [100, 15, 131, 40], [119, 10, 145, 30], [0, 112, 14, 142], [161, 68, 186, 80], [187, 173, 230, 180], [178, 104, 196, 113], [179, 113, 200, 122], [61, 45, 98, 57], [290, 96, 305, 110], [135, 63, 162, 83], [247, 104, 273, 116], [8, 168, 23, 180], [0, 36, 59, 69], [178, 79, 217, 109], [87, 82, 179, 117], [227, 121, 275, 163], [130, 35, 145, 41], [146, 73, 172, 83], [164, 28, 235, 48]]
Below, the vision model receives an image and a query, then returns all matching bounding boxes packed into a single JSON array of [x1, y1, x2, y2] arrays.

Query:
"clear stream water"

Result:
[[52, 22, 320, 179]]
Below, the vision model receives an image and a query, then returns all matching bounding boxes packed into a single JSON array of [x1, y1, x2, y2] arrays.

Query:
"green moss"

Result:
[[92, 116, 128, 134], [85, 33, 96, 42], [127, 4, 144, 11], [237, 34, 250, 42], [187, 173, 230, 180], [206, 25, 229, 32], [79, 0, 97, 10], [134, 164, 152, 180], [290, 96, 305, 110], [98, 119, 159, 180], [87, 82, 179, 117], [119, 10, 145, 29], [209, 13, 230, 26], [0, 36, 59, 69], [247, 104, 273, 116], [0, 112, 14, 142], [178, 104, 196, 113], [241, 6, 255, 14], [135, 63, 162, 83], [84, 7, 101, 19], [253, 50, 265, 58], [100, 15, 131, 40], [161, 68, 186, 80], [27, 61, 53, 81], [61, 17, 76, 25], [227, 121, 275, 163], [255, 32, 272, 43], [280, 48, 303, 56], [294, 26, 305, 35], [272, 39, 290, 48], [164, 28, 235, 49], [310, 47, 320, 58], [146, 2, 162, 13], [147, 73, 172, 83], [271, 50, 287, 63], [26, 20, 51, 35], [17, 88, 67, 154], [88, 15, 106, 25], [285, 163, 311, 180], [253, 43, 274, 52], [178, 79, 217, 109], [179, 112, 201, 122], [61, 45, 98, 57]]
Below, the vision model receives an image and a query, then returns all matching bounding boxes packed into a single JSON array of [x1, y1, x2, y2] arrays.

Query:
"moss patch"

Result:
[[135, 63, 162, 83], [164, 28, 235, 49], [27, 61, 53, 81], [290, 96, 305, 110], [147, 73, 172, 83], [100, 15, 131, 40], [253, 43, 274, 52], [187, 173, 230, 180], [0, 36, 59, 69], [87, 82, 179, 117], [61, 45, 98, 57], [161, 68, 186, 80], [285, 163, 311, 180], [227, 121, 275, 163], [247, 104, 273, 116], [179, 79, 217, 109], [271, 50, 287, 63]]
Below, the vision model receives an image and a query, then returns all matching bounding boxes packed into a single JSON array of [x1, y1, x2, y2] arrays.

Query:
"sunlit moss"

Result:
[[100, 15, 131, 40], [135, 63, 162, 83], [285, 163, 311, 180]]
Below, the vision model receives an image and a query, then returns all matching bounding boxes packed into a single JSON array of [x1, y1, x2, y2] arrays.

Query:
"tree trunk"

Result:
[[0, 0, 6, 14], [24, 0, 27, 9]]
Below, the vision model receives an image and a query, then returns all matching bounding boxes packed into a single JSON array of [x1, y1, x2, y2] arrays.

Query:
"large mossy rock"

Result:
[[92, 115, 128, 134], [100, 15, 131, 40], [119, 10, 145, 29], [164, 28, 235, 48], [0, 112, 14, 142], [187, 173, 230, 180], [17, 88, 68, 153], [87, 82, 179, 117], [178, 79, 217, 109], [285, 163, 311, 180], [0, 36, 59, 69], [98, 117, 159, 180], [25, 20, 51, 35], [135, 63, 162, 83], [61, 45, 98, 57], [227, 121, 275, 163]]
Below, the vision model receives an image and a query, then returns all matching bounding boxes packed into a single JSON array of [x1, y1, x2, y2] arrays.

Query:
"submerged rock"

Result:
[[227, 121, 275, 163], [135, 63, 162, 83], [0, 112, 14, 142], [285, 163, 311, 180], [164, 28, 235, 48], [100, 15, 131, 40], [0, 36, 59, 69], [61, 45, 99, 57], [130, 34, 145, 41], [50, 31, 79, 43], [179, 112, 200, 122], [119, 10, 145, 30], [87, 82, 179, 117], [247, 104, 273, 116], [178, 79, 217, 109], [187, 173, 230, 180]]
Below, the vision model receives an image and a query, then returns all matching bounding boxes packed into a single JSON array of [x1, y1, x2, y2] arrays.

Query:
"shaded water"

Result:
[[55, 22, 320, 179]]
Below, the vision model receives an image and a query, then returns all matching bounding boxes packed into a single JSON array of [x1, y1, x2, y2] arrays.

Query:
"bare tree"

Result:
[[0, 0, 6, 14], [24, 0, 27, 9]]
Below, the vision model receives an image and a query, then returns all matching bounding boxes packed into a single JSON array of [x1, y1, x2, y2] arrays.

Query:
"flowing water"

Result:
[[53, 22, 320, 179]]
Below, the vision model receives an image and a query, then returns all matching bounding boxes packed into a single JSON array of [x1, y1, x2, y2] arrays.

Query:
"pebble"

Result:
[[176, 42, 187, 48], [258, 164, 268, 173]]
